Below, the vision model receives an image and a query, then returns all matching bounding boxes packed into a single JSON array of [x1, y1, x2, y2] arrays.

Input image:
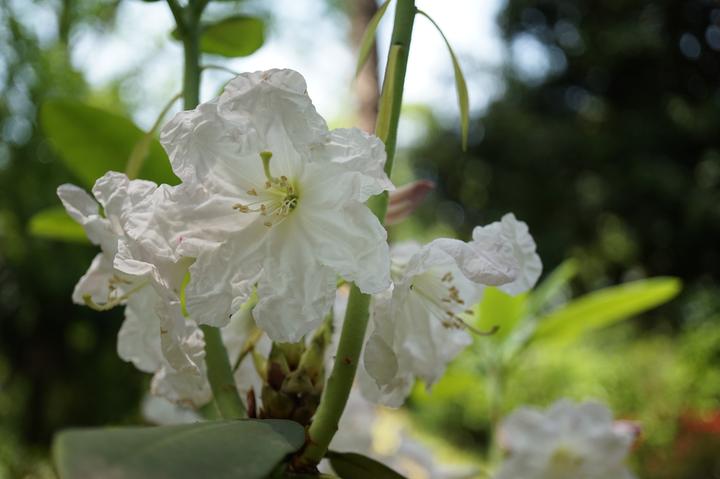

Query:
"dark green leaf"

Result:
[[327, 451, 406, 479], [53, 419, 304, 479], [200, 15, 265, 57], [28, 207, 89, 244], [355, 0, 391, 76], [533, 277, 682, 344], [41, 99, 178, 188]]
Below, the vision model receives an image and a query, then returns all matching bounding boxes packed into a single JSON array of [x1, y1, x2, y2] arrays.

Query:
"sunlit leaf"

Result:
[[327, 451, 406, 479], [200, 15, 265, 57], [533, 277, 682, 344], [28, 207, 88, 244], [416, 10, 470, 150], [474, 287, 528, 342], [375, 44, 401, 144], [41, 99, 177, 187], [528, 259, 579, 314], [355, 0, 392, 77], [53, 419, 304, 479]]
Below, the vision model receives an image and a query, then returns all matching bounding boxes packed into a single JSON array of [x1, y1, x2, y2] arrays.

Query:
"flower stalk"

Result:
[[295, 0, 417, 469]]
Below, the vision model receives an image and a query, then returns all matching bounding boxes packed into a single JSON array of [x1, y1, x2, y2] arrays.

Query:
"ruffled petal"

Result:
[[302, 204, 390, 295], [254, 219, 337, 342], [118, 288, 163, 373], [472, 213, 542, 295], [185, 220, 267, 327]]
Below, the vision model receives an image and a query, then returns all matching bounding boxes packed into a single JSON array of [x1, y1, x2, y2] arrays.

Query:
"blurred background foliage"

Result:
[[0, 0, 718, 478]]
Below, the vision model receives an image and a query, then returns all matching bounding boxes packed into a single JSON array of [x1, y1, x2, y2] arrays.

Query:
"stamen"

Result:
[[260, 151, 274, 183]]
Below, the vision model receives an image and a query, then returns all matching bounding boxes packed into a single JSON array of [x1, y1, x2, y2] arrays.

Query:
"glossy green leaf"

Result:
[[200, 15, 265, 57], [53, 419, 304, 479], [327, 451, 406, 479], [355, 0, 391, 76], [474, 287, 528, 342], [416, 10, 469, 150], [41, 99, 177, 187], [28, 207, 89, 244], [533, 277, 682, 344]]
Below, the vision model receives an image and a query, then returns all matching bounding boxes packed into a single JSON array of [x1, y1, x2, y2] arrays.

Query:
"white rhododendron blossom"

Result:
[[160, 68, 393, 342], [360, 214, 541, 407], [495, 399, 636, 479], [57, 172, 210, 406]]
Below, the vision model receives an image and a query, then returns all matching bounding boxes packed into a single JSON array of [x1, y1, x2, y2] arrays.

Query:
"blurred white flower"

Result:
[[360, 232, 520, 407], [160, 68, 393, 343], [58, 172, 210, 406], [495, 399, 636, 479]]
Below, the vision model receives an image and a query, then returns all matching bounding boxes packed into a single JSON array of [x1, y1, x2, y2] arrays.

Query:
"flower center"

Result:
[[549, 446, 584, 476], [410, 270, 474, 330], [233, 151, 300, 227], [409, 269, 498, 336]]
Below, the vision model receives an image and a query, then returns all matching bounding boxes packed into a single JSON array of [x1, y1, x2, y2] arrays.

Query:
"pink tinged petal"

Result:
[[254, 220, 337, 342], [302, 204, 391, 295], [386, 180, 435, 225]]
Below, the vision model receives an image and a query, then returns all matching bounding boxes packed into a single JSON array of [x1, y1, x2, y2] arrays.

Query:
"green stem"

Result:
[[201, 325, 247, 419], [295, 0, 417, 469], [182, 23, 201, 109]]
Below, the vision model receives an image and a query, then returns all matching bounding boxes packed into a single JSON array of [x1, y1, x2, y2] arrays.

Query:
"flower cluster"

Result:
[[59, 68, 541, 408]]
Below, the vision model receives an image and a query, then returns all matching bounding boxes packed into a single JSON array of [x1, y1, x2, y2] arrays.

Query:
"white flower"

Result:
[[160, 69, 393, 342], [360, 236, 519, 407], [495, 399, 636, 479], [472, 213, 542, 296], [57, 172, 210, 406]]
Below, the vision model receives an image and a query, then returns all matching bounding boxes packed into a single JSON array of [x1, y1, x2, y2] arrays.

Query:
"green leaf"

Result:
[[528, 259, 579, 313], [533, 277, 682, 344], [474, 287, 528, 343], [200, 15, 265, 57], [41, 99, 178, 187], [416, 10, 470, 150], [355, 0, 392, 76], [28, 207, 89, 244], [53, 419, 304, 479], [375, 44, 401, 144], [327, 451, 406, 479]]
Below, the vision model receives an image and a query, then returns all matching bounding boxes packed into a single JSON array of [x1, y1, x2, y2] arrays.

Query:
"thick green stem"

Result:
[[295, 0, 417, 469], [201, 325, 246, 418], [182, 24, 201, 109]]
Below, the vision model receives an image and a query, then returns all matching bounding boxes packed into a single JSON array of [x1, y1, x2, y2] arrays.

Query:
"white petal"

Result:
[[185, 221, 267, 327], [57, 184, 114, 248], [472, 213, 542, 295], [254, 220, 337, 342], [302, 204, 390, 295], [313, 127, 393, 202], [72, 253, 117, 305], [118, 288, 163, 373]]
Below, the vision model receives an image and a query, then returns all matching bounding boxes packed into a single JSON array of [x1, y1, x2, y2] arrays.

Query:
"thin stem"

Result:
[[182, 24, 201, 109], [201, 325, 247, 419], [294, 0, 417, 470]]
